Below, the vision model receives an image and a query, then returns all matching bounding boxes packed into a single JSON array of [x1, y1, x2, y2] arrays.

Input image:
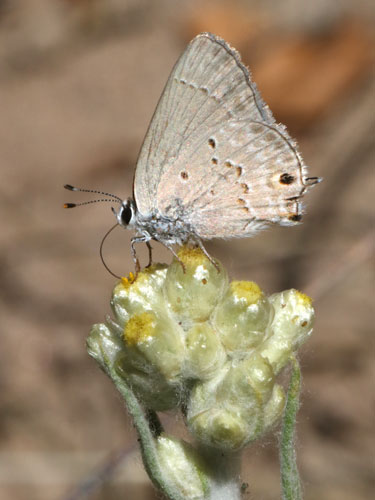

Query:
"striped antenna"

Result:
[[63, 184, 122, 209]]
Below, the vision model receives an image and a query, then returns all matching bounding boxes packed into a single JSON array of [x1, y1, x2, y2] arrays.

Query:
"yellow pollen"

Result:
[[177, 245, 208, 267], [230, 281, 263, 304], [124, 312, 156, 346], [295, 290, 313, 306], [121, 271, 136, 289]]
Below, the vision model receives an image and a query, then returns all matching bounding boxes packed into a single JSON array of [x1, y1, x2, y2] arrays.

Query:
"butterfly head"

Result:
[[114, 198, 137, 229]]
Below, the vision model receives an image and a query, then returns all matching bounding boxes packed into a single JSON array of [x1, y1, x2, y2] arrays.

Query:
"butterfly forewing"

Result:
[[134, 33, 275, 213], [134, 32, 310, 239]]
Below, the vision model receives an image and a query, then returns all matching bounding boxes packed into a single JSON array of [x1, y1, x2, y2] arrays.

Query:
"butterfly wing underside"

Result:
[[134, 32, 312, 239]]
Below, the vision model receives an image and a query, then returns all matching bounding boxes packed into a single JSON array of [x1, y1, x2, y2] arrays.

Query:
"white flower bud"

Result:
[[213, 281, 273, 353], [87, 322, 124, 369], [260, 289, 314, 374], [123, 310, 185, 381], [156, 435, 209, 498], [111, 265, 168, 327], [189, 407, 254, 451], [218, 353, 275, 408], [165, 247, 229, 325], [185, 322, 226, 379]]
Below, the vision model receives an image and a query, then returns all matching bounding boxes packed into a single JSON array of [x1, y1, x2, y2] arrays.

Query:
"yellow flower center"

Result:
[[295, 290, 313, 306], [230, 281, 263, 304], [177, 246, 208, 267], [124, 312, 156, 345]]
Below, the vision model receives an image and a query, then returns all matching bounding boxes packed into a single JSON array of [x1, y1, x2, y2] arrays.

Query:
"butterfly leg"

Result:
[[195, 238, 220, 272], [146, 241, 153, 268], [130, 235, 149, 274], [161, 242, 186, 273]]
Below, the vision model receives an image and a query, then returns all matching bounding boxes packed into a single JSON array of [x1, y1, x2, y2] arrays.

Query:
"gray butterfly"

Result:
[[65, 32, 320, 272]]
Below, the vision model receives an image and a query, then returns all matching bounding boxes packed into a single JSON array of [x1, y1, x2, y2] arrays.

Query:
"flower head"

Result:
[[88, 246, 314, 450]]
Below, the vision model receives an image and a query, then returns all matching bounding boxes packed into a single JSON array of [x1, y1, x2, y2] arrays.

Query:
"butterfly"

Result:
[[65, 32, 320, 273]]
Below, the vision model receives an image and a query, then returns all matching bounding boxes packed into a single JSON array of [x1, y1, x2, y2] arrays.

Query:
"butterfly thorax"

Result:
[[116, 198, 194, 246]]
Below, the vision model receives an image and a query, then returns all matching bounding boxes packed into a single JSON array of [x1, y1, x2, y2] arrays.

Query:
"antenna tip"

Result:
[[64, 203, 76, 208], [305, 176, 323, 186], [64, 184, 77, 191]]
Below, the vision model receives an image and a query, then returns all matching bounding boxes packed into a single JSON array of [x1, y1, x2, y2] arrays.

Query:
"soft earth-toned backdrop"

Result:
[[0, 1, 373, 499]]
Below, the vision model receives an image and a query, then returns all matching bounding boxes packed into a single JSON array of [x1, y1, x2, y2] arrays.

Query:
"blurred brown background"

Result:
[[0, 1, 373, 499]]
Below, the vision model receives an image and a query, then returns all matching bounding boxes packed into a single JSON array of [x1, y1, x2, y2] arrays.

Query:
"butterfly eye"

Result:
[[120, 202, 133, 225]]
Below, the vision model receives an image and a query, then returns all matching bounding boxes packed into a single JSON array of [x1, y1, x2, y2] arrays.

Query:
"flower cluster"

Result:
[[88, 246, 314, 452]]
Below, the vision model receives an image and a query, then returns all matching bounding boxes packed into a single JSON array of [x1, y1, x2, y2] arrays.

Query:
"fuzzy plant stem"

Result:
[[280, 357, 303, 500], [107, 365, 181, 500], [198, 446, 242, 500]]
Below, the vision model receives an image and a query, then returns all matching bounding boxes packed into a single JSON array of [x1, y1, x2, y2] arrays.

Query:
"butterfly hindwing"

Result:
[[156, 118, 307, 238]]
